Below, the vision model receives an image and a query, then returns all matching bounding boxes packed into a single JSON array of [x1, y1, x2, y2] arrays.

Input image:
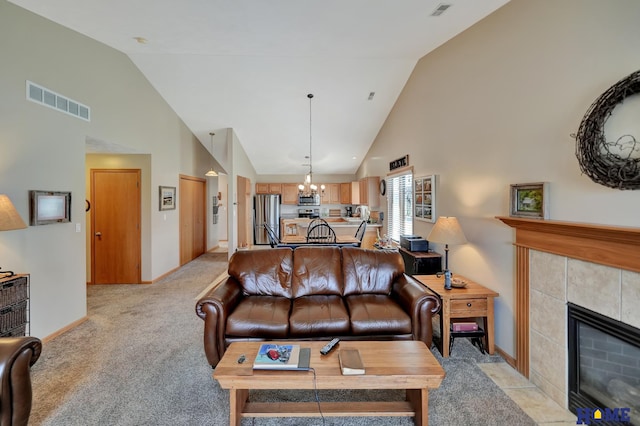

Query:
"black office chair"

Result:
[[354, 220, 367, 247], [306, 223, 337, 244], [263, 224, 280, 248]]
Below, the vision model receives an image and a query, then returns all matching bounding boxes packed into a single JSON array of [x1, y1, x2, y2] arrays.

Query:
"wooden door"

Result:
[[179, 175, 206, 265], [91, 169, 141, 284], [236, 175, 251, 248]]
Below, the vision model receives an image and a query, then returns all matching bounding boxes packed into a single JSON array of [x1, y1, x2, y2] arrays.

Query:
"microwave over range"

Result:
[[298, 194, 320, 206]]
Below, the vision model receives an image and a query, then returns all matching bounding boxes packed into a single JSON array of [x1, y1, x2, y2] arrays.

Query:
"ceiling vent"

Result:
[[430, 3, 452, 16], [26, 81, 90, 122]]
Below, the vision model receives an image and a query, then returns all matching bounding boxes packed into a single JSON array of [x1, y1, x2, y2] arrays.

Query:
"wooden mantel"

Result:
[[496, 216, 640, 273], [496, 216, 640, 377]]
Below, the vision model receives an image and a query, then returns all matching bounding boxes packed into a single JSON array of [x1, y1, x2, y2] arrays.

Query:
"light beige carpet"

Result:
[[29, 250, 534, 425]]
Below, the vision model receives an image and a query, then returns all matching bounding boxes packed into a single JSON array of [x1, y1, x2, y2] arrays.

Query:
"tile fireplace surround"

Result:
[[497, 217, 640, 409]]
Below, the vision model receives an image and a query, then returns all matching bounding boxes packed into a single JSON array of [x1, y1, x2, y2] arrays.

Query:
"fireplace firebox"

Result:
[[568, 303, 640, 425]]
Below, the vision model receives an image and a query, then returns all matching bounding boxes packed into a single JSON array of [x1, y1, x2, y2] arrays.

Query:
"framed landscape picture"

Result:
[[509, 182, 549, 219], [159, 186, 176, 211]]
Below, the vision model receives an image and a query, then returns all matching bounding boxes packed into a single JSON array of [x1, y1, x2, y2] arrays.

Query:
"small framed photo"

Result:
[[510, 182, 549, 219], [159, 186, 176, 211]]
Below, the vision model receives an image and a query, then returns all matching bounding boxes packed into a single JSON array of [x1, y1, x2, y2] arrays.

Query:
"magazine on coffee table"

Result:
[[253, 344, 310, 370]]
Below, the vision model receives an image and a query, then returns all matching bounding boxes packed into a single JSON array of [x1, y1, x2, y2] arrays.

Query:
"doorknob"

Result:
[[95, 232, 102, 237]]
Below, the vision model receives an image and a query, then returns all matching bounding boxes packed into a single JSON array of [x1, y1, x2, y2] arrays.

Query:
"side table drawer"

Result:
[[450, 298, 487, 316]]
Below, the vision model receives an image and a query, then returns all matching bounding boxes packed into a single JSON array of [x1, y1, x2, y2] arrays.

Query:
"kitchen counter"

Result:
[[281, 217, 381, 228], [280, 217, 381, 249]]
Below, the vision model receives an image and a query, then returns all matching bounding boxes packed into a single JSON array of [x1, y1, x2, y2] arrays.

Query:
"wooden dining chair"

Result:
[[306, 223, 337, 244], [354, 220, 367, 247], [263, 224, 280, 248], [307, 218, 329, 233]]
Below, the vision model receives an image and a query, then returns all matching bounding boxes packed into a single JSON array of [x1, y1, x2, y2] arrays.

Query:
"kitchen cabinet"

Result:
[[340, 183, 351, 204], [341, 182, 360, 205], [281, 183, 299, 205], [321, 183, 340, 204], [255, 183, 281, 194], [358, 177, 379, 208]]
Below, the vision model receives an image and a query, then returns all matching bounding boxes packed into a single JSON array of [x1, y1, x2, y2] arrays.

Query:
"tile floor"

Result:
[[479, 363, 577, 425]]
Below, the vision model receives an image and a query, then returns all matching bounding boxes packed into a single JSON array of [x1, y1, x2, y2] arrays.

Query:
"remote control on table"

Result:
[[320, 338, 340, 355]]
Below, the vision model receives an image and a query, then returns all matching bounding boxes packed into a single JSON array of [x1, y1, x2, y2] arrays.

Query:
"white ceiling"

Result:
[[11, 0, 510, 175]]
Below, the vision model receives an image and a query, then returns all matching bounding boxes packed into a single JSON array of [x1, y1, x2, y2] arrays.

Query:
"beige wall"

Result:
[[0, 1, 220, 338], [361, 0, 640, 356]]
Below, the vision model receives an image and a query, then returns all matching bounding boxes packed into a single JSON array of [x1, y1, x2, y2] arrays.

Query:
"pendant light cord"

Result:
[[308, 93, 313, 182]]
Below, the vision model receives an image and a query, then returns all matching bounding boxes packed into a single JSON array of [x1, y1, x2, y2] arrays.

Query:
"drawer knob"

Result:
[[467, 302, 472, 307]]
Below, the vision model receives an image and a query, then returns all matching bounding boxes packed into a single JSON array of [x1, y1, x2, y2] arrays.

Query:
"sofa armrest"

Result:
[[0, 336, 42, 426], [195, 277, 243, 367], [391, 274, 441, 347]]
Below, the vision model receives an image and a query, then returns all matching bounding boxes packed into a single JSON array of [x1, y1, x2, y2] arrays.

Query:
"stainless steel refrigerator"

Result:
[[254, 194, 281, 245]]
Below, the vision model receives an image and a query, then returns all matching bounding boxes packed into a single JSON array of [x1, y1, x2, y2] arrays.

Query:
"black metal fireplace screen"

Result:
[[568, 303, 640, 425]]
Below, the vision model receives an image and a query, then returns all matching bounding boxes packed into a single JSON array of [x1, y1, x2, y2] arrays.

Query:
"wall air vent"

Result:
[[26, 81, 90, 122], [430, 3, 452, 16]]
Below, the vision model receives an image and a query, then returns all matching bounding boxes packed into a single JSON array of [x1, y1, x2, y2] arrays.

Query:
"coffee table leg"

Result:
[[229, 388, 248, 426], [406, 388, 428, 425]]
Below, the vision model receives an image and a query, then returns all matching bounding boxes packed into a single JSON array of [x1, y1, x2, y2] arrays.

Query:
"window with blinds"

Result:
[[386, 172, 413, 242]]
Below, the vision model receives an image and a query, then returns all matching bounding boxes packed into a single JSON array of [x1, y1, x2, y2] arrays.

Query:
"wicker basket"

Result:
[[0, 276, 28, 307], [0, 300, 27, 333]]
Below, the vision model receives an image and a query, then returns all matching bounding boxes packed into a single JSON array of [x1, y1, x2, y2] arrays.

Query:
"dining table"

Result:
[[279, 235, 360, 246]]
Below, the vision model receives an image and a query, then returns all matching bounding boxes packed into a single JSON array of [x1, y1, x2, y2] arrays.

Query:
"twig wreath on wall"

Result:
[[573, 70, 640, 190]]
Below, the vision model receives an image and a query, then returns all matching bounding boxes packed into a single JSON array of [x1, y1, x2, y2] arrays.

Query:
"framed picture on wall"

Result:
[[509, 182, 549, 219], [414, 175, 436, 223], [159, 186, 176, 211]]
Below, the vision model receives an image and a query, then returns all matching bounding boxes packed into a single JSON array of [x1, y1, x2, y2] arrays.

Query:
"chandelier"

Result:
[[298, 94, 324, 196]]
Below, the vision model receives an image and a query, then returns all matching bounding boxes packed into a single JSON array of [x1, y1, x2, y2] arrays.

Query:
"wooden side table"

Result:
[[413, 274, 499, 358]]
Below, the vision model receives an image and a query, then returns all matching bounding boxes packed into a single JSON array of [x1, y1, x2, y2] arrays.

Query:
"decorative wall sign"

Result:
[[574, 70, 640, 190], [389, 155, 409, 171], [509, 182, 549, 219]]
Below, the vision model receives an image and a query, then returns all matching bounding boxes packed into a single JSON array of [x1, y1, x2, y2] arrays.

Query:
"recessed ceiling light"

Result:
[[133, 37, 148, 44], [352, 156, 357, 160]]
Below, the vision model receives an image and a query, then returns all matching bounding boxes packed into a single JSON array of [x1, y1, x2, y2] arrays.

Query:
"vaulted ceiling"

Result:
[[10, 0, 510, 175]]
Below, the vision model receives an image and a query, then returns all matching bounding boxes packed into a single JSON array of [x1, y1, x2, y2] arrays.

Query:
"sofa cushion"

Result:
[[289, 295, 350, 337], [342, 247, 405, 296], [291, 246, 343, 298], [228, 248, 293, 298], [226, 296, 291, 338], [345, 294, 412, 335]]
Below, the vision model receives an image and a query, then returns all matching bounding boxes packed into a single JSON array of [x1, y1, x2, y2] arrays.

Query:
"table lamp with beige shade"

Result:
[[427, 216, 467, 290], [0, 194, 28, 278]]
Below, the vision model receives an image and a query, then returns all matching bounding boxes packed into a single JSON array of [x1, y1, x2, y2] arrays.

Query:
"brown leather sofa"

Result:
[[196, 246, 440, 367], [0, 336, 42, 426]]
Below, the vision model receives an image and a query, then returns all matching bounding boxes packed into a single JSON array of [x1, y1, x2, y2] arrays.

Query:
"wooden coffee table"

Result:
[[213, 340, 445, 425]]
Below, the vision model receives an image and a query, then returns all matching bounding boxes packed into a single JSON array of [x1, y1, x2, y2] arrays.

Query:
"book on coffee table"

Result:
[[339, 349, 365, 375], [253, 344, 310, 370]]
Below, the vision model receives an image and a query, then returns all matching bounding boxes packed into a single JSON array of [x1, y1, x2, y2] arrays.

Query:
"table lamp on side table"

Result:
[[427, 216, 467, 290], [0, 194, 28, 278]]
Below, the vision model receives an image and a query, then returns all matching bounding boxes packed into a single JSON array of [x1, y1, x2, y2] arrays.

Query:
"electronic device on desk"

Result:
[[399, 235, 429, 252]]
